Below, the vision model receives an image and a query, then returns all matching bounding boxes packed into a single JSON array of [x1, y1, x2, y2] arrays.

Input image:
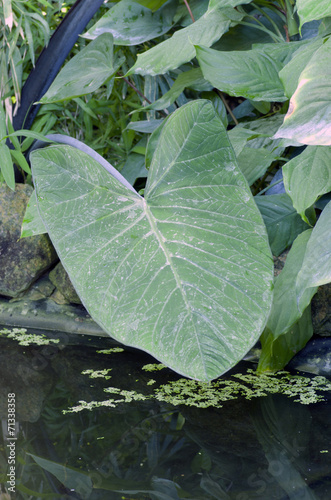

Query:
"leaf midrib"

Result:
[[143, 198, 206, 374]]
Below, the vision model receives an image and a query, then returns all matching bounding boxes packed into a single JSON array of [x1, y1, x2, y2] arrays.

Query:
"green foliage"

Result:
[[39, 33, 123, 104], [1, 0, 331, 379], [30, 100, 273, 381], [83, 0, 177, 44]]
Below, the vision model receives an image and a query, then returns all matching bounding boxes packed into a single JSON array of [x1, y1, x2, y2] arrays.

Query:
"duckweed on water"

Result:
[[96, 347, 124, 354], [66, 368, 331, 413], [82, 368, 112, 380], [142, 363, 166, 372], [0, 327, 60, 346]]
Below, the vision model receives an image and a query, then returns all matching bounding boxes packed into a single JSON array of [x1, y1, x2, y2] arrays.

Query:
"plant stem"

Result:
[[213, 88, 239, 126], [121, 76, 168, 118], [181, 1, 237, 125], [256, 177, 284, 195], [183, 0, 195, 23], [239, 18, 284, 43], [251, 2, 285, 41]]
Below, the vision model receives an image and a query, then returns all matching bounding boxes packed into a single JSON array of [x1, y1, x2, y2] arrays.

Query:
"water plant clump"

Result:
[[142, 363, 167, 372], [0, 327, 60, 346], [66, 368, 331, 413], [96, 347, 124, 354], [81, 368, 112, 380]]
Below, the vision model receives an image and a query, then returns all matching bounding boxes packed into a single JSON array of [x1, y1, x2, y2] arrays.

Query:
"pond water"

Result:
[[0, 328, 330, 500]]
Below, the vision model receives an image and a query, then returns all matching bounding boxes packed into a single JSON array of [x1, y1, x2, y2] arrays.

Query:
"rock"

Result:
[[49, 262, 82, 304], [10, 274, 55, 302], [0, 184, 57, 297]]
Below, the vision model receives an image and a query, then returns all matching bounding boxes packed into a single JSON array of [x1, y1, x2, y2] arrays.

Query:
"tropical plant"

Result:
[[2, 0, 331, 380]]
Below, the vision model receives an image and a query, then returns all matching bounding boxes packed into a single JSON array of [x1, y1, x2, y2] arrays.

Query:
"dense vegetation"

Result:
[[1, 0, 331, 381]]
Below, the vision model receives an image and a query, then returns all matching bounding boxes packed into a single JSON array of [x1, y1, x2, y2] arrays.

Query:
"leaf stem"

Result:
[[238, 18, 284, 43], [251, 2, 285, 41], [213, 88, 239, 126], [256, 177, 284, 196], [121, 76, 168, 118], [183, 0, 195, 23]]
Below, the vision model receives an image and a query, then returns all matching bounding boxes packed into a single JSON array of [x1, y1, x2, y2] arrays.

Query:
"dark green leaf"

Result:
[[28, 454, 92, 500], [255, 193, 310, 256], [237, 147, 278, 186]]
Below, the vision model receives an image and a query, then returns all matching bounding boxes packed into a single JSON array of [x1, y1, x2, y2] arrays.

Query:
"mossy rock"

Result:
[[0, 184, 57, 297], [49, 262, 82, 304]]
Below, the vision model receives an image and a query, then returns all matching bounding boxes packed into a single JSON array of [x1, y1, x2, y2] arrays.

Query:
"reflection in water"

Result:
[[0, 331, 330, 499]]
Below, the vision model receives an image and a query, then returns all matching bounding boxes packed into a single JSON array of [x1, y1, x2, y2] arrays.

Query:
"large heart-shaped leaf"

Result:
[[30, 100, 273, 381]]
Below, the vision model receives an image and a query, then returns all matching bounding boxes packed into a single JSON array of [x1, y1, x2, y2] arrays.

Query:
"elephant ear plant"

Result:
[[29, 100, 274, 381], [8, 0, 331, 380]]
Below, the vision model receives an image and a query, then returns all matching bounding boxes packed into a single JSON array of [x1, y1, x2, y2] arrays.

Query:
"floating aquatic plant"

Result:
[[66, 368, 331, 413], [81, 368, 112, 380], [0, 327, 60, 346], [96, 347, 124, 354]]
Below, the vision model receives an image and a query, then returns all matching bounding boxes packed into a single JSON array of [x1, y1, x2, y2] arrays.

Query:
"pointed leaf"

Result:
[[141, 68, 208, 111], [296, 201, 331, 291], [127, 5, 243, 76], [196, 44, 287, 102], [31, 100, 273, 381], [296, 0, 331, 31], [264, 230, 317, 337], [258, 306, 313, 373], [28, 454, 92, 499], [236, 147, 279, 186], [274, 37, 331, 145], [135, 0, 169, 10], [21, 190, 47, 238], [279, 37, 324, 98], [39, 33, 117, 104], [258, 230, 317, 372], [255, 193, 310, 256], [283, 145, 331, 222], [0, 102, 7, 138], [83, 0, 177, 45], [0, 143, 15, 190]]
